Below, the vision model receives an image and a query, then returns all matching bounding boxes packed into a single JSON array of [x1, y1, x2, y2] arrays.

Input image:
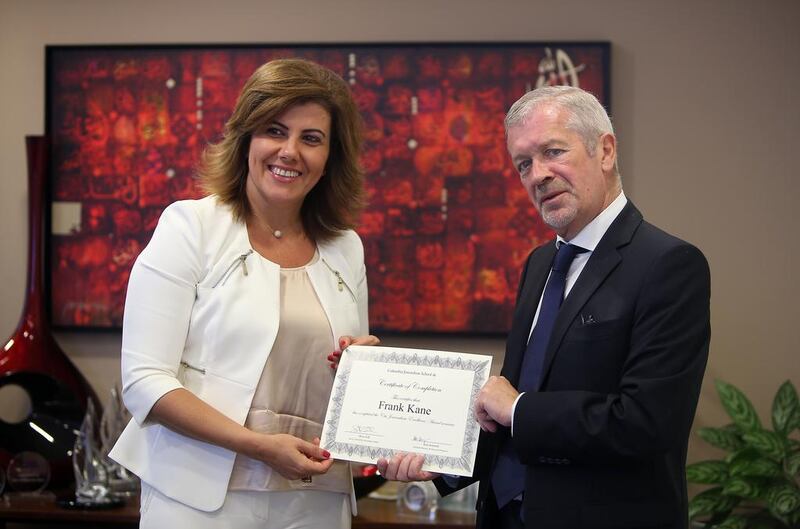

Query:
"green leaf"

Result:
[[714, 515, 748, 529], [687, 460, 729, 484], [725, 446, 755, 464], [728, 449, 783, 478], [786, 452, 800, 476], [766, 483, 800, 516], [772, 380, 799, 435], [726, 447, 757, 464], [742, 430, 787, 461], [716, 380, 761, 432], [698, 425, 745, 452], [721, 477, 765, 499], [688, 487, 739, 519]]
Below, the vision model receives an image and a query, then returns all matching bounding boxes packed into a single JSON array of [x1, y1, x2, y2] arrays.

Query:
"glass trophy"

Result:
[[58, 398, 122, 508], [6, 451, 50, 493], [99, 384, 139, 496]]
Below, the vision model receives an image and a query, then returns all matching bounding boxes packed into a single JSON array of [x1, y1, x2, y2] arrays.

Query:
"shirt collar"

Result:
[[556, 191, 628, 251]]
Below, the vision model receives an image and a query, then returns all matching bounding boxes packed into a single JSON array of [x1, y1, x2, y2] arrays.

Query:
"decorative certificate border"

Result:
[[323, 345, 491, 474]]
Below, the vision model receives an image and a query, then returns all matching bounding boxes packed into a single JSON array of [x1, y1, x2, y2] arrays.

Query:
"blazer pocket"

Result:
[[565, 318, 625, 341], [196, 250, 255, 291]]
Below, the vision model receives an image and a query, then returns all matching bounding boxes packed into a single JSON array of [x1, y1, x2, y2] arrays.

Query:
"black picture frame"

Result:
[[45, 42, 610, 334]]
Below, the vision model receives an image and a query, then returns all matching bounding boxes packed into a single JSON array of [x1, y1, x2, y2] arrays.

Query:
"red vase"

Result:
[[0, 136, 99, 489]]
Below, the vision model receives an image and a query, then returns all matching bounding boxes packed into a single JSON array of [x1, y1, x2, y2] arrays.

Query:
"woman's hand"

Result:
[[328, 334, 380, 369], [248, 433, 334, 480]]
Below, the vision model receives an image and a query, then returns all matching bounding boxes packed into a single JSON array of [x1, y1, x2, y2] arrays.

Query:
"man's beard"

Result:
[[540, 202, 577, 233]]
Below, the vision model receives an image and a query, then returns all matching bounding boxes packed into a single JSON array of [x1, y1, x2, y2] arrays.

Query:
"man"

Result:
[[378, 86, 710, 529]]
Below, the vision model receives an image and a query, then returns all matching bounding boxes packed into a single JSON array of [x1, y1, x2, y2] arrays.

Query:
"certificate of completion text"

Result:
[[320, 345, 492, 477]]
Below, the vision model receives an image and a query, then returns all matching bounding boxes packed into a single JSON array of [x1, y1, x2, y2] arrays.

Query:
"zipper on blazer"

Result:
[[321, 258, 357, 302], [212, 250, 254, 288], [180, 361, 206, 375]]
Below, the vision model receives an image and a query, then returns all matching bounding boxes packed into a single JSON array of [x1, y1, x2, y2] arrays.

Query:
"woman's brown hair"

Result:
[[198, 58, 365, 242]]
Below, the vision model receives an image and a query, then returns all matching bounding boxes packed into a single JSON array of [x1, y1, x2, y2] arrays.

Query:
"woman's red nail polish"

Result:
[[323, 450, 331, 458]]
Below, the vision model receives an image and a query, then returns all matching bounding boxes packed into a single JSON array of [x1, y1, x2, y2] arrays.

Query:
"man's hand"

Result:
[[474, 376, 519, 432], [376, 453, 439, 482]]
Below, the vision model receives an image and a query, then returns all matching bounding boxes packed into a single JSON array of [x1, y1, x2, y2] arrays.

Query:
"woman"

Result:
[[109, 58, 378, 528]]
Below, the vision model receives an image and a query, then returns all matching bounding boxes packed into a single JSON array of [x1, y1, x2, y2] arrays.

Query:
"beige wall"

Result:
[[1, 0, 798, 468]]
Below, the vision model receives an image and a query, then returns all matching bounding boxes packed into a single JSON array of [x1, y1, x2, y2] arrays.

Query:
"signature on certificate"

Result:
[[351, 425, 376, 434]]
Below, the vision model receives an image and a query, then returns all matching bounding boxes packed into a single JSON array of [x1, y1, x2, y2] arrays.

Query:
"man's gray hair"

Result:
[[504, 85, 614, 156]]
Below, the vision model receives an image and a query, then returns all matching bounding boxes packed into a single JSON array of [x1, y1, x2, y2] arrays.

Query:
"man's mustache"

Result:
[[535, 185, 570, 204]]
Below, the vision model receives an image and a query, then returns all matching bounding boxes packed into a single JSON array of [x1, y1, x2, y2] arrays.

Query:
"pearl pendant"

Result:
[[273, 230, 282, 239]]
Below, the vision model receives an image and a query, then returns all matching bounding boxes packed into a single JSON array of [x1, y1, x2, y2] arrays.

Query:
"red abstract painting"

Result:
[[46, 43, 609, 333]]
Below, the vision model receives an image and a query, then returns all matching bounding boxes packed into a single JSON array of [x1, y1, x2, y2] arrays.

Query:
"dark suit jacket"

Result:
[[438, 202, 710, 529]]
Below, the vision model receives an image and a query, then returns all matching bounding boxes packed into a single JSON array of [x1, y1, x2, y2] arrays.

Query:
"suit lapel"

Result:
[[502, 242, 556, 386], [535, 202, 643, 391]]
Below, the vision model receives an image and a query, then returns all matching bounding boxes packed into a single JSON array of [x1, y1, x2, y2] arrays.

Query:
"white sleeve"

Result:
[[119, 201, 203, 425], [511, 392, 526, 437]]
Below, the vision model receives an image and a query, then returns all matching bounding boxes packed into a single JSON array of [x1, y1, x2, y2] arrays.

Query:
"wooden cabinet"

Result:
[[0, 492, 475, 529]]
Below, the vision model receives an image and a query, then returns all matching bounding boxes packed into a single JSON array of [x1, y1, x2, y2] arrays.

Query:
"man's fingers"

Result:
[[477, 416, 498, 432], [410, 454, 428, 479], [397, 452, 414, 481], [378, 453, 438, 481], [474, 400, 490, 423], [390, 452, 410, 480], [376, 457, 389, 477], [390, 452, 406, 480]]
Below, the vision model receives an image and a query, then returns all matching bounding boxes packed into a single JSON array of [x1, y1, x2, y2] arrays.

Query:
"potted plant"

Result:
[[687, 380, 800, 528]]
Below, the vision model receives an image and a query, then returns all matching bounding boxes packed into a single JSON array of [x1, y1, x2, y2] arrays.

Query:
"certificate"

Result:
[[320, 345, 492, 477]]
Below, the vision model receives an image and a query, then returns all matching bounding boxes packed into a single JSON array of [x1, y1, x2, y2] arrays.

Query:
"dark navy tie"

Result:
[[491, 242, 588, 509]]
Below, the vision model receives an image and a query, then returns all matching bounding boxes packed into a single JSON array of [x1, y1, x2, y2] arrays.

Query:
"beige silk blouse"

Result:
[[228, 252, 352, 495]]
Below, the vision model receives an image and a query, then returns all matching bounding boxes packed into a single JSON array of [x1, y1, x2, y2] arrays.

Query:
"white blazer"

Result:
[[109, 196, 368, 512]]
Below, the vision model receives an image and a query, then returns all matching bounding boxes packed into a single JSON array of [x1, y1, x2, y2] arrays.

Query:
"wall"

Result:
[[1, 0, 798, 468]]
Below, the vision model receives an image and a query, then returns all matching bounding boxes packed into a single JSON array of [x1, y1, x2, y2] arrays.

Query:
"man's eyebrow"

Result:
[[540, 138, 569, 148], [511, 138, 568, 158]]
